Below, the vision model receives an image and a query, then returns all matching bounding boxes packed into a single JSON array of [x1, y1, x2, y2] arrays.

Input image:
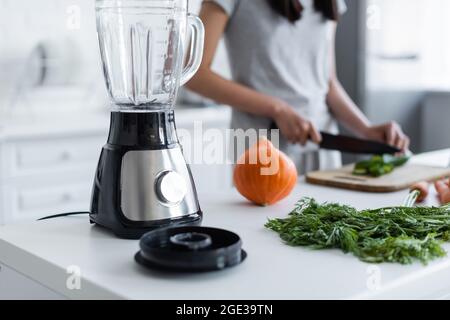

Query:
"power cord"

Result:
[[37, 212, 90, 221]]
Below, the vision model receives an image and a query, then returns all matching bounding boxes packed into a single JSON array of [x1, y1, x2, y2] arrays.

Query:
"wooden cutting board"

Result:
[[306, 164, 450, 193]]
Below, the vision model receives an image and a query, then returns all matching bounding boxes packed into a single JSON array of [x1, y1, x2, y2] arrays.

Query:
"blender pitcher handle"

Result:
[[180, 14, 205, 86]]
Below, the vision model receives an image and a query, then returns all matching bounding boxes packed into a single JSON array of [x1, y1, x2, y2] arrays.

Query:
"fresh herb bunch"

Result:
[[265, 198, 450, 264], [353, 154, 410, 177]]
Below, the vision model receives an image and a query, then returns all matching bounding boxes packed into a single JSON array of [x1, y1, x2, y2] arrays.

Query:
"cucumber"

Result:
[[353, 154, 410, 177]]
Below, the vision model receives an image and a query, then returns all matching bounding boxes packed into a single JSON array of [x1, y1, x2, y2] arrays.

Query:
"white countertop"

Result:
[[1, 150, 450, 300]]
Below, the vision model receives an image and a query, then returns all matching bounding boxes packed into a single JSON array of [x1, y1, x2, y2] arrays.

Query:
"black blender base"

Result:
[[90, 111, 203, 239], [89, 212, 203, 240]]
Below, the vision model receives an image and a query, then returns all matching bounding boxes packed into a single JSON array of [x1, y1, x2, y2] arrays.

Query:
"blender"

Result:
[[90, 0, 205, 239]]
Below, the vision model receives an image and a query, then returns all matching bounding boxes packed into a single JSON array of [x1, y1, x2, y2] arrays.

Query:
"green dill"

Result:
[[265, 198, 450, 264]]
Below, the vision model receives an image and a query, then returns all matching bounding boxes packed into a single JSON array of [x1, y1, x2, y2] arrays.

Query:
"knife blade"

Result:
[[319, 131, 400, 155]]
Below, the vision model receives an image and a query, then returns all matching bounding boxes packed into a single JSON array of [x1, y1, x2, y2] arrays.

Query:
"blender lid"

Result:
[[135, 226, 247, 272]]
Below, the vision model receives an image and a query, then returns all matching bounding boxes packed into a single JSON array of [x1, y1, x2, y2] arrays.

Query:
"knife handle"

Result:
[[269, 121, 319, 153]]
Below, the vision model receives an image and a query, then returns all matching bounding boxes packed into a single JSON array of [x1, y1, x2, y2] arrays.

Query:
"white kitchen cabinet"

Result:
[[0, 106, 232, 225], [5, 179, 93, 222], [5, 137, 102, 177], [0, 128, 106, 224]]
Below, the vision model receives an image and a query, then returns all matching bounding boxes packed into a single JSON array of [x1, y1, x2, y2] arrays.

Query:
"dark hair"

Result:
[[267, 0, 339, 23]]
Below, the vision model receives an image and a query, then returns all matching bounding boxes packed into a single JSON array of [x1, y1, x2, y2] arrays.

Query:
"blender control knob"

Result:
[[155, 171, 187, 205]]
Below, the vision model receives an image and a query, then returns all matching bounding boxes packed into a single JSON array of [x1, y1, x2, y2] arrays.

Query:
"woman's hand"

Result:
[[435, 179, 450, 205], [362, 121, 410, 151], [271, 100, 322, 145]]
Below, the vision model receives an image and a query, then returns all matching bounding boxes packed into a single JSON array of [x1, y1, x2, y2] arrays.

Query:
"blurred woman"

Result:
[[187, 0, 410, 173]]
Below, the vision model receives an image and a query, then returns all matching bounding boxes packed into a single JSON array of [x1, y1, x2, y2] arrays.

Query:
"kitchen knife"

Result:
[[269, 122, 400, 154], [319, 131, 401, 155]]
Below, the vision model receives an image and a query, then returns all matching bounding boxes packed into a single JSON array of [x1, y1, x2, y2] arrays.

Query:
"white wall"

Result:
[[0, 0, 104, 116]]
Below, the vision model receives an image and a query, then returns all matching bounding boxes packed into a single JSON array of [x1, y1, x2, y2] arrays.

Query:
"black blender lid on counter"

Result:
[[135, 226, 247, 272]]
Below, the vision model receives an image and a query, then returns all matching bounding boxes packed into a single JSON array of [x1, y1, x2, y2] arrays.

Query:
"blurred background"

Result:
[[0, 0, 449, 224]]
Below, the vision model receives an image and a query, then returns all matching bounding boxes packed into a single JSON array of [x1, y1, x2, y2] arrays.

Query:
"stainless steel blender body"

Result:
[[90, 0, 205, 238]]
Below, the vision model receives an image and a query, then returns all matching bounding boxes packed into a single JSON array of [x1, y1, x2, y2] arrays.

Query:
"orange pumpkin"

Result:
[[233, 137, 298, 206]]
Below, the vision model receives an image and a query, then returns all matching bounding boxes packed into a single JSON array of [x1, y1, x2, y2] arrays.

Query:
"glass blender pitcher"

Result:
[[96, 0, 204, 110], [90, 0, 204, 239]]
